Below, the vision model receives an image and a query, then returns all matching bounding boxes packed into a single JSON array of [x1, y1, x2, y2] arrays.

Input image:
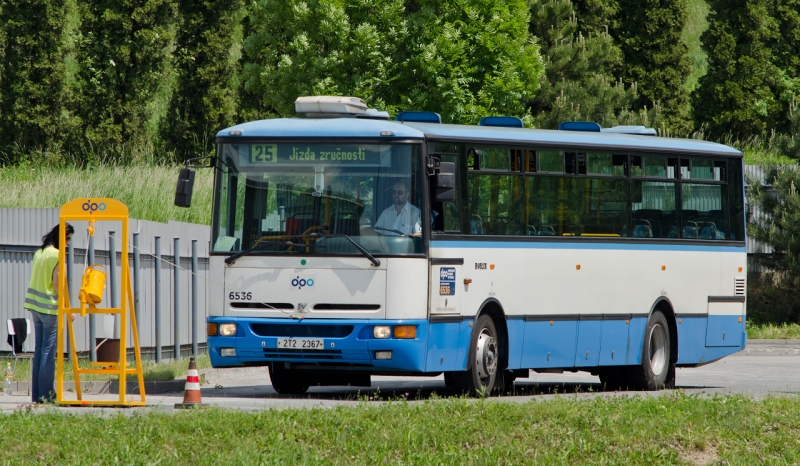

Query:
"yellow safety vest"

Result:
[[25, 246, 59, 315]]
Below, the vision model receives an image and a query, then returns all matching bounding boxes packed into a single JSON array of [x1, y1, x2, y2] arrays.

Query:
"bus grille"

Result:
[[250, 323, 354, 338], [735, 277, 746, 296]]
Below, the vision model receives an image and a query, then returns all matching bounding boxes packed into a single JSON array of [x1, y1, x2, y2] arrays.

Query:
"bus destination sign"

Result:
[[245, 144, 388, 167]]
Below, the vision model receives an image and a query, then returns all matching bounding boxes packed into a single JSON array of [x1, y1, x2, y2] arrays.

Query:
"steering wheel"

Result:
[[373, 226, 407, 236]]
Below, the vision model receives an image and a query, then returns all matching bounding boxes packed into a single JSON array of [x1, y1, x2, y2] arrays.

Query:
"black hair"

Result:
[[41, 223, 74, 250]]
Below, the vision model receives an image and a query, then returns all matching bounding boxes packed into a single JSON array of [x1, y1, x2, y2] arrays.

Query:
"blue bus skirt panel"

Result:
[[677, 315, 746, 365], [207, 315, 746, 372], [207, 317, 429, 372]]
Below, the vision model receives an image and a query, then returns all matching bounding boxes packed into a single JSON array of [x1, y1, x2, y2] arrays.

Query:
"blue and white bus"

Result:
[[181, 96, 746, 395]]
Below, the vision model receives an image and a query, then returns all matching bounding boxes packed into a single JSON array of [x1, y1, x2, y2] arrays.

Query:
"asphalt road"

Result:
[[2, 352, 799, 413]]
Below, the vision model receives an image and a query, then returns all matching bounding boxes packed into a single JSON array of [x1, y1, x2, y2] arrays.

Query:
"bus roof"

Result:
[[217, 118, 742, 157]]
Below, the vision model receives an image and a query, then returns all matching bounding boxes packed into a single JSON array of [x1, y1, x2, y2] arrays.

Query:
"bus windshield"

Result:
[[212, 141, 424, 256]]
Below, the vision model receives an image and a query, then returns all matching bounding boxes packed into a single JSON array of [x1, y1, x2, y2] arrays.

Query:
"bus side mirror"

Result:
[[434, 162, 456, 202], [174, 168, 196, 208]]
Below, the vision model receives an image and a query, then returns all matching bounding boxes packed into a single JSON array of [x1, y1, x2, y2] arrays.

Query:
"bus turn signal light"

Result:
[[394, 326, 417, 339], [207, 322, 218, 337]]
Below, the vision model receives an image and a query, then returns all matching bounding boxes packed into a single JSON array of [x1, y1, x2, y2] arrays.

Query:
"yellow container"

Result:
[[81, 264, 106, 305]]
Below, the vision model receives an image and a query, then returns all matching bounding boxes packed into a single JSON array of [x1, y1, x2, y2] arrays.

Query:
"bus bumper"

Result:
[[207, 317, 429, 372]]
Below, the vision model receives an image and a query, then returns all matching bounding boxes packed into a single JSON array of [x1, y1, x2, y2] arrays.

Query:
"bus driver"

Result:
[[375, 180, 421, 236]]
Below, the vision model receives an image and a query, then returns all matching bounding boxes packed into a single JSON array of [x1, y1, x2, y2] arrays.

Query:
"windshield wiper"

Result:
[[301, 233, 380, 267], [224, 239, 317, 265]]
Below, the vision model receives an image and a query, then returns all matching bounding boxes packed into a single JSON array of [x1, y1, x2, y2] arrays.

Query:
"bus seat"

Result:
[[633, 224, 652, 238], [537, 225, 556, 236], [668, 225, 678, 238], [526, 225, 537, 236]]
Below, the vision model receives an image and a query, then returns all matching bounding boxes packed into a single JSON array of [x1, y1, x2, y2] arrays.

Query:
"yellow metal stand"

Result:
[[56, 198, 146, 406]]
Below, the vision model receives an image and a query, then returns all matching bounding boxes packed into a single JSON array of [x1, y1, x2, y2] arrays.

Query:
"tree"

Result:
[[0, 0, 67, 164], [74, 0, 177, 154], [692, 0, 787, 140], [241, 0, 409, 117], [528, 0, 635, 129], [240, 0, 544, 124], [162, 0, 244, 162], [613, 0, 693, 135], [748, 167, 800, 322], [395, 0, 544, 124], [571, 0, 619, 36]]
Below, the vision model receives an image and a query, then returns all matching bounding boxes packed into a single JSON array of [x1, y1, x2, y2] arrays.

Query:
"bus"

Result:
[[177, 96, 747, 395]]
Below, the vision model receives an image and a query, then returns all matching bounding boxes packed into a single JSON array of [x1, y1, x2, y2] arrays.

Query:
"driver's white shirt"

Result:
[[375, 202, 421, 235]]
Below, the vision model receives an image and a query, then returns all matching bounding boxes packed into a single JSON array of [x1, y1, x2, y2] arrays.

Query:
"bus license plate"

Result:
[[276, 338, 324, 350]]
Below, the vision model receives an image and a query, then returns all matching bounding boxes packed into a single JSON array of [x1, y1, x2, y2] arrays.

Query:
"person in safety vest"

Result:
[[25, 223, 73, 403]]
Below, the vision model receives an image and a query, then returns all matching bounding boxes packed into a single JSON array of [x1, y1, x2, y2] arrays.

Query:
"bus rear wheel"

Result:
[[628, 310, 674, 390], [451, 315, 501, 396], [268, 363, 310, 395]]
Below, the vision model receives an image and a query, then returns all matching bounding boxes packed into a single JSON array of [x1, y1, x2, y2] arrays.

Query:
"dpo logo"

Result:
[[291, 276, 315, 289], [81, 200, 107, 214]]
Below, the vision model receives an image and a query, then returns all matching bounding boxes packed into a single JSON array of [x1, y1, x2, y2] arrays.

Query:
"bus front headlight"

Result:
[[219, 323, 237, 336], [373, 326, 391, 339]]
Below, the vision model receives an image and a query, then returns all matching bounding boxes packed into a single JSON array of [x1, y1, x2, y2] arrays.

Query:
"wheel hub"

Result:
[[649, 323, 667, 376], [475, 330, 497, 381]]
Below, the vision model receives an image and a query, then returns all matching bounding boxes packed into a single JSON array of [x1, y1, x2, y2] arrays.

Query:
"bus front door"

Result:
[[426, 261, 464, 372]]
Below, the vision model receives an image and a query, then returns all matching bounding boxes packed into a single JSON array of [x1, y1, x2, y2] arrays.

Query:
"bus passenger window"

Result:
[[467, 174, 525, 235], [631, 180, 677, 239], [527, 175, 578, 236], [682, 183, 726, 240], [538, 151, 563, 172]]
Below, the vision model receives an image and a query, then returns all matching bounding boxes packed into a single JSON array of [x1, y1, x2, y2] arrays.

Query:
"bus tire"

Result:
[[629, 310, 672, 390], [451, 315, 500, 396], [268, 363, 310, 395]]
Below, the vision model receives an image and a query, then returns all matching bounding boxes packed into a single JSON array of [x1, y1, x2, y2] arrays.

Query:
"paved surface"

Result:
[[2, 341, 799, 414]]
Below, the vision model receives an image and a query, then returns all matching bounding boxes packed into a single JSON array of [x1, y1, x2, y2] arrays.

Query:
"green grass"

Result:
[[0, 163, 213, 224], [683, 0, 710, 94], [6, 354, 211, 382], [1, 394, 800, 464], [747, 322, 800, 340]]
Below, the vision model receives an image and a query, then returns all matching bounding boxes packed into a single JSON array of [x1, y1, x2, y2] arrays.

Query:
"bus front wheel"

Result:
[[629, 310, 674, 390], [451, 315, 501, 396], [268, 363, 310, 395]]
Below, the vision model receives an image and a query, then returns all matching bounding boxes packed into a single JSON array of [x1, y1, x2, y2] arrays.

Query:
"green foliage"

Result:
[[571, 0, 619, 34], [746, 321, 800, 339], [240, 0, 544, 124], [74, 0, 178, 152], [682, 0, 710, 93], [614, 0, 693, 134], [241, 0, 409, 117], [748, 167, 800, 274], [528, 0, 635, 129], [395, 0, 543, 124], [693, 0, 798, 141], [161, 0, 244, 162], [0, 0, 67, 164], [748, 168, 800, 322]]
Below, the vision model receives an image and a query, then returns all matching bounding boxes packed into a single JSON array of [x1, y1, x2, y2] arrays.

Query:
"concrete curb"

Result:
[[5, 366, 266, 397], [734, 339, 800, 356], [199, 366, 265, 386], [7, 379, 185, 396]]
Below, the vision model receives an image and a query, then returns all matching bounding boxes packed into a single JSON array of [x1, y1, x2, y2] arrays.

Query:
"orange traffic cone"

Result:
[[175, 357, 208, 409]]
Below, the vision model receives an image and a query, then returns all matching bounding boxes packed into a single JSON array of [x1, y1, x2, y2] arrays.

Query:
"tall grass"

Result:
[[747, 322, 800, 340], [683, 0, 710, 93], [0, 163, 213, 225]]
